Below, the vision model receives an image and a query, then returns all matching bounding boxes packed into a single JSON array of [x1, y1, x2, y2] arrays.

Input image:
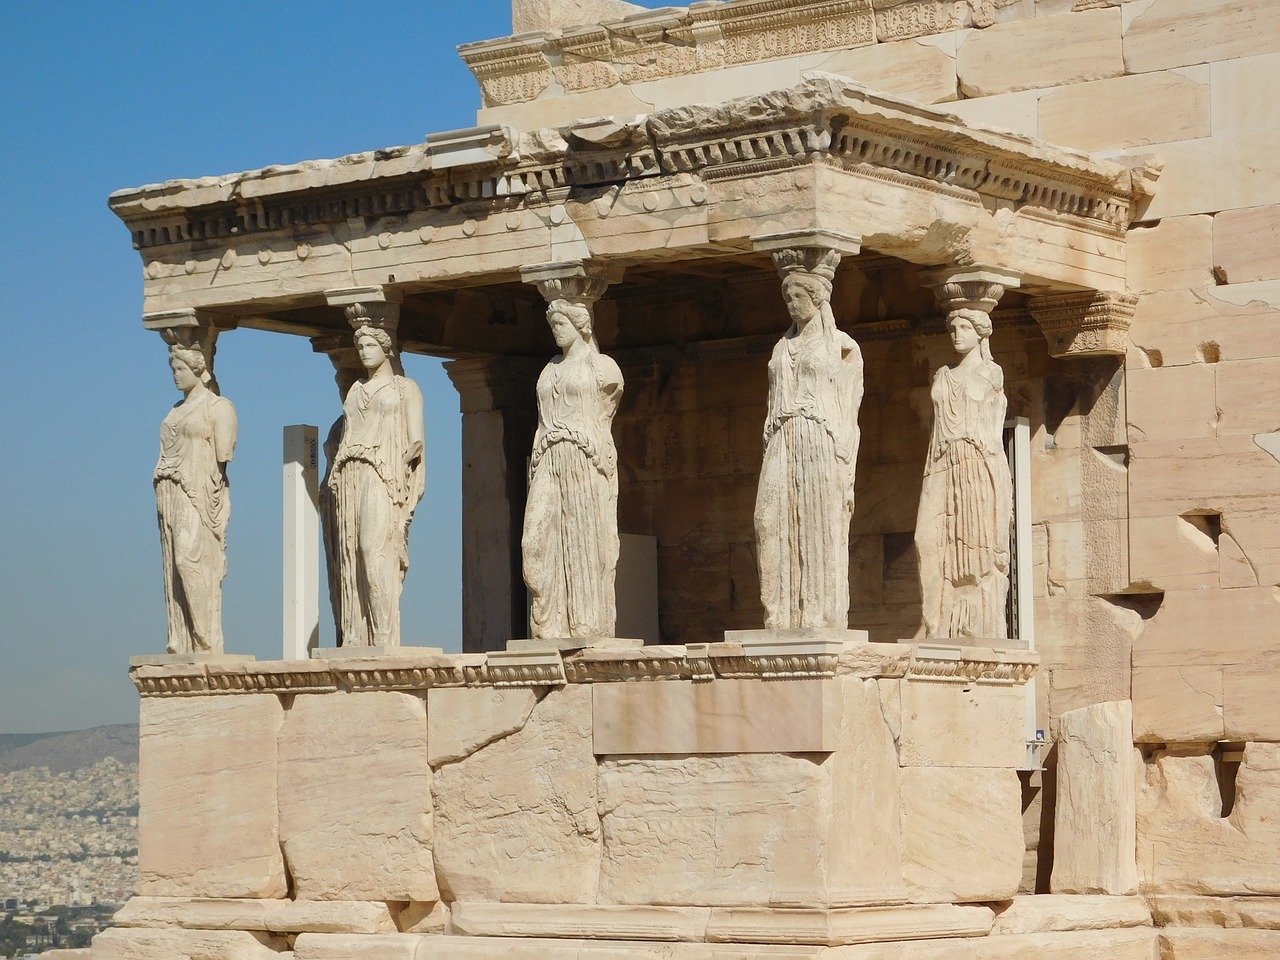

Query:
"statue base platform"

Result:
[[506, 636, 644, 653], [897, 635, 1032, 651], [105, 641, 1192, 960], [311, 645, 445, 659], [129, 653, 255, 667]]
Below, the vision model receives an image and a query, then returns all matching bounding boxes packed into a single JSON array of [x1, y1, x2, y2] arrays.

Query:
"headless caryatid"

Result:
[[327, 306, 425, 647], [915, 299, 1013, 640], [154, 335, 237, 654], [521, 291, 623, 640], [754, 247, 864, 630]]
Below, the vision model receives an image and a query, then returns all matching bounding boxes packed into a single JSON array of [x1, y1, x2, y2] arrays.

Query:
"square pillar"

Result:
[[446, 356, 543, 652]]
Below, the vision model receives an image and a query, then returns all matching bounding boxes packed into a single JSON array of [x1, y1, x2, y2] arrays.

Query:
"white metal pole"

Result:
[[283, 424, 320, 660]]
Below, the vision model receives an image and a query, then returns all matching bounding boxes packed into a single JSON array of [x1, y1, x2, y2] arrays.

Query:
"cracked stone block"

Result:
[[278, 690, 436, 901], [432, 684, 600, 903], [1050, 701, 1138, 895], [598, 678, 903, 908], [1138, 742, 1280, 895]]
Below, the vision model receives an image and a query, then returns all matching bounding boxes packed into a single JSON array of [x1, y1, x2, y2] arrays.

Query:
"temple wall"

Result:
[[463, 0, 1280, 915]]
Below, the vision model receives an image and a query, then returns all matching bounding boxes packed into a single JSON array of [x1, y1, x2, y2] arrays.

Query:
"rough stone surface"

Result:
[[1050, 701, 1138, 895], [815, 39, 958, 105], [426, 686, 536, 766], [900, 767, 1024, 903], [1132, 665, 1224, 743], [1158, 928, 1280, 959], [896, 681, 1025, 769], [1123, 0, 1280, 74], [1038, 68, 1210, 152], [432, 684, 600, 903], [450, 902, 711, 941], [113, 896, 396, 933], [989, 895, 1151, 935], [704, 903, 995, 946], [806, 927, 1156, 958], [1125, 215, 1215, 297], [415, 937, 827, 959], [599, 678, 903, 907], [957, 8, 1124, 98], [1215, 204, 1280, 285], [278, 691, 436, 901], [512, 0, 646, 34], [592, 677, 843, 755], [1137, 742, 1280, 895], [90, 928, 284, 960], [1149, 894, 1280, 929], [292, 932, 426, 960], [137, 694, 286, 899]]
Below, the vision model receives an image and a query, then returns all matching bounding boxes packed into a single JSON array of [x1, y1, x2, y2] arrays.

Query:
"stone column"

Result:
[[445, 356, 543, 653]]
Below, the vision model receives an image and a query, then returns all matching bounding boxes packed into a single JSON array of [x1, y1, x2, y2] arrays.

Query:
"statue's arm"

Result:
[[599, 355, 624, 417], [212, 399, 238, 464], [403, 379, 426, 463]]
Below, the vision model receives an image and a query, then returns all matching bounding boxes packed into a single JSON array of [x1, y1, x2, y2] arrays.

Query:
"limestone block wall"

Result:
[[107, 643, 1046, 958]]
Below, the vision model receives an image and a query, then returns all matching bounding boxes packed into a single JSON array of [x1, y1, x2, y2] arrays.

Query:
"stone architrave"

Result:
[[519, 261, 624, 641], [145, 310, 238, 655], [312, 336, 364, 648], [914, 269, 1019, 641], [323, 289, 424, 648], [751, 231, 864, 631]]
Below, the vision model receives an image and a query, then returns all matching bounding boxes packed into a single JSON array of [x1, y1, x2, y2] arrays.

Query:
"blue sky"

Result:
[[0, 1, 669, 733]]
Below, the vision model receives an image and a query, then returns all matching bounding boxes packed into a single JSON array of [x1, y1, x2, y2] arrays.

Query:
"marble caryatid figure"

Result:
[[154, 337, 238, 654], [915, 306, 1012, 640], [521, 295, 624, 639], [327, 306, 425, 647], [755, 248, 864, 630]]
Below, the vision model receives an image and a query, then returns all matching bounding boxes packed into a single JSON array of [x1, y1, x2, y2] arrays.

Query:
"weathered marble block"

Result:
[[137, 693, 286, 899], [277, 690, 436, 901], [91, 927, 285, 959], [1050, 701, 1138, 896], [1138, 742, 1280, 895], [900, 767, 1025, 904], [597, 677, 905, 908], [432, 683, 601, 903]]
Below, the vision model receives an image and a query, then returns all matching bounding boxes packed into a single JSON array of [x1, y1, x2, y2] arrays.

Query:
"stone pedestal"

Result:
[[103, 641, 1141, 957]]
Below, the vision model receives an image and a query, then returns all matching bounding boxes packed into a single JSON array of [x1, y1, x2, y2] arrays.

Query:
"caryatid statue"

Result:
[[753, 241, 864, 630], [520, 264, 623, 640], [326, 304, 425, 647], [915, 270, 1019, 640], [153, 325, 237, 654]]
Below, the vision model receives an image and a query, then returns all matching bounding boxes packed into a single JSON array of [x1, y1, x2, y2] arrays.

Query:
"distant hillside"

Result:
[[0, 724, 138, 774]]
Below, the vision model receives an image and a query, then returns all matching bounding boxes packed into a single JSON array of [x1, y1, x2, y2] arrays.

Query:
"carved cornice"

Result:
[[905, 645, 1039, 684], [719, 0, 875, 66], [111, 78, 1139, 262], [129, 640, 1036, 697], [1028, 290, 1138, 358]]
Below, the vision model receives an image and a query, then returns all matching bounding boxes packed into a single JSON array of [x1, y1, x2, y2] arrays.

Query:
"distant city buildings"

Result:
[[0, 757, 137, 909]]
